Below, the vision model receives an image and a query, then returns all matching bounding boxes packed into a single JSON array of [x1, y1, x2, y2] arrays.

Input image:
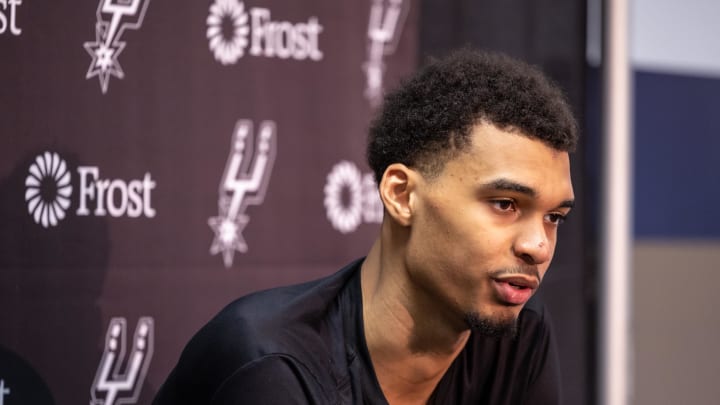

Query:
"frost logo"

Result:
[[324, 161, 383, 234], [209, 120, 277, 267], [90, 317, 154, 405], [206, 0, 323, 65], [24, 151, 157, 227], [25, 152, 73, 228], [364, 0, 410, 107], [207, 0, 249, 65], [0, 0, 23, 36], [84, 0, 151, 94], [76, 167, 156, 218]]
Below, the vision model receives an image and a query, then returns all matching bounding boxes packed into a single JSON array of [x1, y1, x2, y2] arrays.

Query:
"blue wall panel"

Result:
[[634, 70, 720, 238]]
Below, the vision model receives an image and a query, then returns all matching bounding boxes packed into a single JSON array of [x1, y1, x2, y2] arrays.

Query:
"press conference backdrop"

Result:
[[0, 1, 591, 405]]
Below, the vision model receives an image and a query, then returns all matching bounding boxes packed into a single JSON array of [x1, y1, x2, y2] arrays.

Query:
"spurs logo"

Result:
[[0, 379, 9, 405], [364, 0, 410, 107], [209, 120, 277, 267], [84, 0, 151, 94], [324, 161, 383, 234], [90, 317, 154, 405]]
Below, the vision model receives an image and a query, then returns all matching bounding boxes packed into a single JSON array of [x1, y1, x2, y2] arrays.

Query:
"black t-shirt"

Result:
[[154, 259, 561, 404]]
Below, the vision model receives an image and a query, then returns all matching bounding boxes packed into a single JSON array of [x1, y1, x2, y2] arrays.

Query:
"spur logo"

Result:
[[364, 0, 410, 107], [206, 0, 323, 65], [84, 0, 151, 94], [209, 120, 277, 267], [24, 152, 158, 228], [324, 161, 383, 234], [90, 317, 154, 405], [0, 379, 9, 405]]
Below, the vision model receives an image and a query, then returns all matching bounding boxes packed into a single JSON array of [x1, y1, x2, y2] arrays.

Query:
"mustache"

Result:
[[488, 266, 541, 283]]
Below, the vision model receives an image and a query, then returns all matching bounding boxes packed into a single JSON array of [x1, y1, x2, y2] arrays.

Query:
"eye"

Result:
[[545, 213, 567, 225], [491, 199, 516, 212]]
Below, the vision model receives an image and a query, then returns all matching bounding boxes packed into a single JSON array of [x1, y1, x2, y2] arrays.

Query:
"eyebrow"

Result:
[[481, 178, 575, 210], [481, 179, 536, 197]]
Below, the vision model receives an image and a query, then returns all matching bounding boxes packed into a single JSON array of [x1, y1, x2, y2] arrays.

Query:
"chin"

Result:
[[463, 310, 518, 339]]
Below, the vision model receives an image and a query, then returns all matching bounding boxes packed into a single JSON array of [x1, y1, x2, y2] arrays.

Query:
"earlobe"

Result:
[[379, 163, 416, 226]]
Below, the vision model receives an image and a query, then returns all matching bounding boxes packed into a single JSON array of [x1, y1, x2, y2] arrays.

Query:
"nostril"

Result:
[[519, 252, 536, 265]]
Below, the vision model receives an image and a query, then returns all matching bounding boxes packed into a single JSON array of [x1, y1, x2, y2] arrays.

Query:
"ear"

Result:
[[379, 163, 417, 226]]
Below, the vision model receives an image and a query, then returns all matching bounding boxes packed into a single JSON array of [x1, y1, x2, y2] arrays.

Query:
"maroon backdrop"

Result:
[[2, 1, 593, 404], [0, 1, 417, 404]]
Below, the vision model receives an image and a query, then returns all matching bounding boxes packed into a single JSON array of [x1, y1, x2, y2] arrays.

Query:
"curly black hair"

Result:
[[367, 49, 578, 184]]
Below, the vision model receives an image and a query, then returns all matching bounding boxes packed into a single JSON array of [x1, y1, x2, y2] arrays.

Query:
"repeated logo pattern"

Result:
[[0, 379, 9, 405], [206, 0, 323, 64], [25, 152, 73, 228], [209, 120, 277, 267], [324, 161, 383, 233], [84, 0, 151, 94], [364, 0, 410, 107], [0, 0, 22, 36], [90, 317, 154, 405], [207, 0, 250, 65], [8, 2, 414, 403], [24, 151, 158, 228]]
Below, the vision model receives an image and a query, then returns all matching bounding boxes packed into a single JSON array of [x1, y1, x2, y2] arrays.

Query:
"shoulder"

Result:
[[209, 355, 327, 404], [154, 260, 361, 404]]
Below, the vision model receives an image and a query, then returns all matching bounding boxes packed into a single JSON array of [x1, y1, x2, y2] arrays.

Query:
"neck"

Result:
[[361, 228, 470, 405]]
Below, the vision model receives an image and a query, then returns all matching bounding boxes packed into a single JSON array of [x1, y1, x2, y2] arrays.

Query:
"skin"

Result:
[[360, 122, 575, 405]]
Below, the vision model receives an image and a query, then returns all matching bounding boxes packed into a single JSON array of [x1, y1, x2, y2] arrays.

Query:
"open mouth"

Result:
[[492, 278, 537, 305], [508, 281, 529, 290]]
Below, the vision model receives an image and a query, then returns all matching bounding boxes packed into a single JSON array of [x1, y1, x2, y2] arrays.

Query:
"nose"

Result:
[[513, 219, 552, 265]]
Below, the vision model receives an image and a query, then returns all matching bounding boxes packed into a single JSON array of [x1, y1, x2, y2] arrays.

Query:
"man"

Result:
[[154, 49, 577, 404]]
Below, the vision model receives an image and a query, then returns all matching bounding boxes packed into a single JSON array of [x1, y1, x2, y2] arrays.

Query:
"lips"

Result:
[[491, 276, 538, 306]]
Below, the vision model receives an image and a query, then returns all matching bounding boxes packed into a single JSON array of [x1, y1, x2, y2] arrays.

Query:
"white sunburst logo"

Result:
[[206, 0, 249, 65], [323, 161, 383, 234], [25, 152, 73, 228]]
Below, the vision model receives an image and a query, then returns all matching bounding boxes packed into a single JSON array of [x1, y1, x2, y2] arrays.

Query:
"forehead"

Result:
[[438, 123, 574, 200]]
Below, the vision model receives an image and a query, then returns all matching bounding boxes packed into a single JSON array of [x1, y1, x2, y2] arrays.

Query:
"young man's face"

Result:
[[405, 122, 574, 335]]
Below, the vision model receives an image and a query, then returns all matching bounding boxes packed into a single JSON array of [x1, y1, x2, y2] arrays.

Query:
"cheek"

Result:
[[428, 211, 505, 269], [408, 196, 515, 280], [545, 232, 559, 261], [406, 204, 470, 279], [406, 215, 452, 269]]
